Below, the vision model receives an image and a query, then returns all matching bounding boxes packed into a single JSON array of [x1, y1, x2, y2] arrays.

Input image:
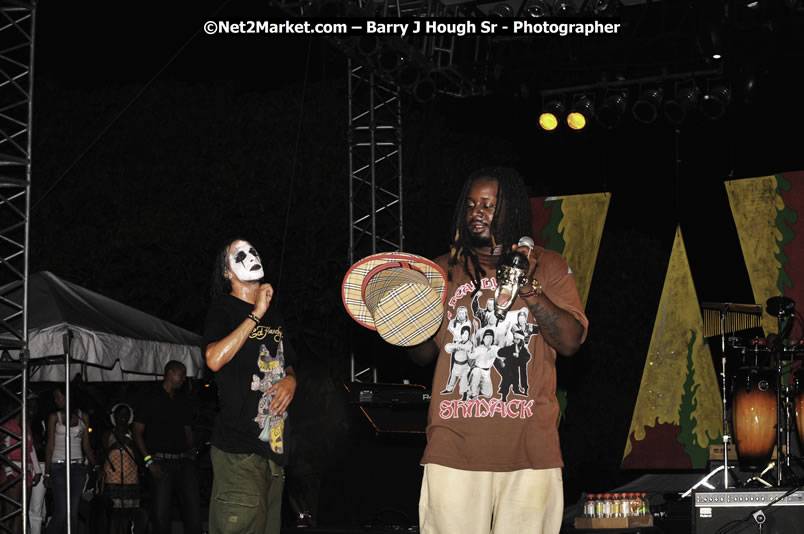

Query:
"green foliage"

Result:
[[540, 198, 566, 255], [774, 173, 798, 295], [677, 329, 719, 468]]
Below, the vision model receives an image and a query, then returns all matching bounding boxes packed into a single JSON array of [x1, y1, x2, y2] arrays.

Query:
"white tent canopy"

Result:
[[0, 271, 204, 381]]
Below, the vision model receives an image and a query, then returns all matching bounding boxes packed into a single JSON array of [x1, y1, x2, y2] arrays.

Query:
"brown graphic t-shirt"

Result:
[[421, 246, 588, 471]]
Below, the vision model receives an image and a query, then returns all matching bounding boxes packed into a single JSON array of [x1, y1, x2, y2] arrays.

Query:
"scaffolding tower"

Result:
[[0, 1, 35, 531]]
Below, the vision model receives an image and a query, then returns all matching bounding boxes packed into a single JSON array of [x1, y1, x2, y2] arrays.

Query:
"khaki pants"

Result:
[[419, 463, 563, 534], [208, 446, 284, 534]]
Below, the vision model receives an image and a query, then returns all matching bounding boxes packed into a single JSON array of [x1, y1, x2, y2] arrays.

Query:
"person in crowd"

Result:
[[407, 167, 588, 534], [28, 394, 48, 534], [1, 394, 42, 534], [45, 385, 96, 534], [133, 361, 200, 534], [100, 402, 141, 534], [204, 237, 297, 534]]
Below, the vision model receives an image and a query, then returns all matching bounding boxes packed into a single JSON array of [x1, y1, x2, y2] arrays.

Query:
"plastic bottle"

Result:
[[584, 493, 596, 518], [602, 493, 613, 518], [640, 492, 650, 516], [620, 493, 632, 517], [628, 493, 640, 516], [594, 494, 604, 518]]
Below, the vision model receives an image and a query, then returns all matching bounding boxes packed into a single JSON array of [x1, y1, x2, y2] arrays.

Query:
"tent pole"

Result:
[[63, 332, 72, 534]]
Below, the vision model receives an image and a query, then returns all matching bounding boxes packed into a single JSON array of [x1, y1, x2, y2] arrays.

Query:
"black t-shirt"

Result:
[[134, 384, 193, 454], [203, 294, 297, 464]]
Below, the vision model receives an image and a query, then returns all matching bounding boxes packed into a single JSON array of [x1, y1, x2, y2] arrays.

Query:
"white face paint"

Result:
[[228, 240, 264, 282]]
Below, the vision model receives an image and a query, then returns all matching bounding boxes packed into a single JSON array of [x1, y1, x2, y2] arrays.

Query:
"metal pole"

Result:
[[21, 352, 28, 534], [63, 333, 72, 534], [720, 310, 729, 489]]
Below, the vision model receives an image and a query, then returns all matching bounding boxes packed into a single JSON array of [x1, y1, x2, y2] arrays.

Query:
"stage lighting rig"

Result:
[[488, 2, 516, 15], [567, 96, 594, 130], [663, 84, 700, 125], [553, 0, 579, 15], [588, 0, 618, 16], [468, 0, 597, 17], [632, 88, 663, 124], [700, 85, 731, 120], [595, 91, 628, 129], [538, 100, 566, 131], [523, 0, 552, 16]]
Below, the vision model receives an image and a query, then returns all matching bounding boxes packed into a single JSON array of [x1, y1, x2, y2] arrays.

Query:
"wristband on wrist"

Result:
[[143, 455, 152, 462], [145, 458, 154, 468], [247, 313, 261, 324]]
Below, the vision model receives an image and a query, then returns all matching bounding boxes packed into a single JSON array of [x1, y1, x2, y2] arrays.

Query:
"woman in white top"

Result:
[[44, 386, 96, 534]]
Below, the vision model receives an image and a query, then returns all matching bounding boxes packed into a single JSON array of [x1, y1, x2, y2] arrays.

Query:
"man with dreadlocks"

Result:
[[408, 167, 588, 534]]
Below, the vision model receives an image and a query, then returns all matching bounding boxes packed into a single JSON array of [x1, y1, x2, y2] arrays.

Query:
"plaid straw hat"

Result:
[[342, 252, 446, 347]]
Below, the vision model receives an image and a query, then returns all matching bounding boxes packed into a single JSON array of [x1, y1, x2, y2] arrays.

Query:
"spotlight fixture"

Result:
[[357, 35, 380, 57], [700, 85, 731, 120], [554, 0, 578, 16], [412, 76, 438, 103], [663, 86, 699, 125], [588, 0, 616, 16], [538, 100, 565, 131], [632, 89, 663, 124], [524, 0, 553, 16], [595, 92, 627, 129], [489, 2, 515, 16], [567, 96, 593, 130]]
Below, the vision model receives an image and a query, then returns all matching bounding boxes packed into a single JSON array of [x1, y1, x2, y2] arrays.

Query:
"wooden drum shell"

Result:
[[732, 367, 777, 471]]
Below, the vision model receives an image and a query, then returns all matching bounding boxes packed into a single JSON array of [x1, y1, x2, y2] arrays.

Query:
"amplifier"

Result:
[[693, 489, 804, 534]]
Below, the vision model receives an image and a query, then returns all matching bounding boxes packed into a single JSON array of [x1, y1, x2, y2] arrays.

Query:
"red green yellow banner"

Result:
[[621, 227, 723, 469], [531, 192, 610, 422], [726, 171, 804, 335], [531, 192, 610, 308]]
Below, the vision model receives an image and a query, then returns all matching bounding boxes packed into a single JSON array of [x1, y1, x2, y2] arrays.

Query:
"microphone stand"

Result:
[[773, 312, 795, 487], [766, 296, 796, 487]]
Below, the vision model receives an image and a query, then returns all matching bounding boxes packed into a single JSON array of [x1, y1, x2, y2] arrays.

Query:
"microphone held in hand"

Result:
[[494, 247, 531, 320]]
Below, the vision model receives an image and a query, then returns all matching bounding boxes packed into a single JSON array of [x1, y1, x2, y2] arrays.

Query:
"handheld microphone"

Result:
[[493, 237, 534, 320]]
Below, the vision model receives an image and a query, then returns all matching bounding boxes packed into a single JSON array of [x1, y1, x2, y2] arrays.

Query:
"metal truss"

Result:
[[347, 61, 403, 382], [0, 1, 35, 530], [270, 0, 488, 381], [270, 0, 488, 99]]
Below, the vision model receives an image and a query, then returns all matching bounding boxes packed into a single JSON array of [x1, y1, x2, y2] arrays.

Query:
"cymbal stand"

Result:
[[682, 308, 737, 498], [776, 344, 785, 487], [718, 308, 735, 489]]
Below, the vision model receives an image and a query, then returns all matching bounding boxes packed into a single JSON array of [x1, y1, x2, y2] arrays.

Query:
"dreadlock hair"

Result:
[[209, 236, 264, 300], [446, 167, 533, 293]]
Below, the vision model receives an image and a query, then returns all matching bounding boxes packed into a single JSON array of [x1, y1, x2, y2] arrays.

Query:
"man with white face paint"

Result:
[[228, 240, 264, 281], [204, 238, 298, 534]]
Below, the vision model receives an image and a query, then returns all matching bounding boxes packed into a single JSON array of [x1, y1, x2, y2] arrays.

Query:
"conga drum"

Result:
[[795, 367, 804, 448], [732, 366, 777, 470]]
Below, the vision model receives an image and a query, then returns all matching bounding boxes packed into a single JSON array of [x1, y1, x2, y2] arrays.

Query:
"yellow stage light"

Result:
[[566, 111, 587, 130], [539, 100, 565, 131], [539, 112, 559, 131], [567, 97, 593, 130]]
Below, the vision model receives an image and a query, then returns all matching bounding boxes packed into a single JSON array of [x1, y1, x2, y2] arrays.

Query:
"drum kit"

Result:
[[694, 296, 804, 493]]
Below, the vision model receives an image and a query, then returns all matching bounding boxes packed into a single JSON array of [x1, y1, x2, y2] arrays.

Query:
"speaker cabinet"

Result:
[[693, 489, 804, 534]]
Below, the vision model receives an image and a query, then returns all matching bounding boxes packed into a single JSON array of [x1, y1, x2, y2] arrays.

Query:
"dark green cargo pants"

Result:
[[208, 446, 284, 534]]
